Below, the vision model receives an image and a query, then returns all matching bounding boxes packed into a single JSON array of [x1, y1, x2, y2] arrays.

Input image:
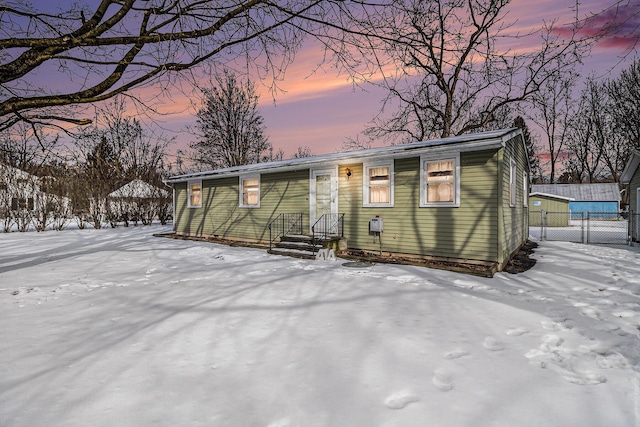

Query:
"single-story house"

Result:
[[528, 193, 573, 227], [0, 163, 39, 212], [108, 179, 170, 200], [621, 149, 640, 241], [107, 179, 172, 225], [530, 183, 621, 219], [164, 128, 530, 271]]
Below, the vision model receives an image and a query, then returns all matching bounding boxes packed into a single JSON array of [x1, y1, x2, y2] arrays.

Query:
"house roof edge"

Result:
[[164, 128, 520, 184]]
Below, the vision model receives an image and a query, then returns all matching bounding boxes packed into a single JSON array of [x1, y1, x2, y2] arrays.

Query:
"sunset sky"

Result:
[[148, 0, 639, 162], [26, 0, 640, 162]]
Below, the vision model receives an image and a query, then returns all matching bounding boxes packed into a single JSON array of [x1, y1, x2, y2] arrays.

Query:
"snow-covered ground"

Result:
[[1, 225, 639, 426]]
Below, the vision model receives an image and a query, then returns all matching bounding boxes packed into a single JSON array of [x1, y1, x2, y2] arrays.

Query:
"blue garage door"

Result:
[[569, 201, 619, 219]]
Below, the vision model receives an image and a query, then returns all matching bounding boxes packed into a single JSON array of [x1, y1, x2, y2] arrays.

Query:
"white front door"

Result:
[[310, 168, 338, 234]]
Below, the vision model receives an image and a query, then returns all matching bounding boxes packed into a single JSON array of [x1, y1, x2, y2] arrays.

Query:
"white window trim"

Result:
[[420, 152, 460, 207], [239, 174, 260, 208], [509, 158, 517, 207], [523, 171, 529, 207], [187, 179, 202, 208], [363, 160, 394, 207]]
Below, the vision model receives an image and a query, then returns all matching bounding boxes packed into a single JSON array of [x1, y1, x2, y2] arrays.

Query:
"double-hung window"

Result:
[[523, 171, 529, 207], [363, 162, 393, 207], [187, 180, 202, 208], [240, 175, 260, 208], [509, 158, 517, 207], [420, 154, 460, 207]]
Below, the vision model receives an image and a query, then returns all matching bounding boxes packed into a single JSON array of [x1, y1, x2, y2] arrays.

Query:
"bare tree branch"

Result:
[[331, 0, 591, 144], [0, 0, 352, 132]]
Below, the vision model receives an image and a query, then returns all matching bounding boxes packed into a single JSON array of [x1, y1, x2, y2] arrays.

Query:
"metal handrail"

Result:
[[311, 213, 344, 254], [268, 212, 303, 249]]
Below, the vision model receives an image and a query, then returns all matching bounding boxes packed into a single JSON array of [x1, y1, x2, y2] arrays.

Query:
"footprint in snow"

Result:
[[432, 369, 454, 392], [541, 334, 564, 348], [483, 336, 505, 351], [580, 307, 603, 320], [553, 368, 607, 385], [541, 321, 567, 331], [505, 328, 529, 336], [384, 391, 420, 409], [453, 279, 489, 290], [267, 417, 291, 427], [443, 349, 469, 359]]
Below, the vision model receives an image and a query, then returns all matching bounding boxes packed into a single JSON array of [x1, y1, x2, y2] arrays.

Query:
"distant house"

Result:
[[621, 149, 640, 241], [108, 179, 169, 200], [107, 179, 171, 225], [0, 164, 40, 213], [164, 128, 530, 272], [530, 183, 621, 218], [0, 164, 72, 231]]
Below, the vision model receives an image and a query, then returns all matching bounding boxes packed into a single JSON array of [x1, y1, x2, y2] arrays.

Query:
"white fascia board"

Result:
[[621, 150, 640, 184], [164, 132, 513, 184]]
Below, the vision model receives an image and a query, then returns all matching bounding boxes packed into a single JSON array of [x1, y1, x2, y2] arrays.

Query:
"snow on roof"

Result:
[[0, 163, 38, 181], [529, 192, 575, 201], [530, 183, 621, 202], [108, 179, 169, 198], [165, 128, 522, 183]]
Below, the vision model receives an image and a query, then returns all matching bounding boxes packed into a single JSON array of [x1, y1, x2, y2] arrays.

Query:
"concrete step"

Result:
[[279, 234, 314, 243], [274, 241, 322, 252], [267, 248, 317, 260]]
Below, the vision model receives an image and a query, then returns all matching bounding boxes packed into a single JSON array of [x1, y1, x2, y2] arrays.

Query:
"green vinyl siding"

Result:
[[499, 135, 529, 263], [171, 131, 528, 267], [340, 150, 500, 263], [174, 170, 309, 241]]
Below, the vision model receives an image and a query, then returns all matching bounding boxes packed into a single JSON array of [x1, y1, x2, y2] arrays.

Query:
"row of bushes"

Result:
[[1, 197, 172, 233]]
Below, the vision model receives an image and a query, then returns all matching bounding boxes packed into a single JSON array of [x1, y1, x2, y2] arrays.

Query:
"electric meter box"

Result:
[[370, 217, 383, 232]]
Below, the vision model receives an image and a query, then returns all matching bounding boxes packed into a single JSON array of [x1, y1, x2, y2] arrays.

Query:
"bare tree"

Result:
[[561, 76, 629, 184], [513, 116, 542, 183], [292, 146, 313, 158], [0, 124, 58, 170], [0, 0, 367, 135], [190, 70, 271, 169], [528, 70, 578, 183], [333, 0, 588, 144], [608, 59, 640, 150], [341, 135, 373, 152], [564, 79, 608, 183], [265, 147, 286, 162], [68, 97, 171, 227]]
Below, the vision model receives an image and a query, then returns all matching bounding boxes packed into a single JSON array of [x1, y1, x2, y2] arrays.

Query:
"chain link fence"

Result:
[[529, 211, 632, 245]]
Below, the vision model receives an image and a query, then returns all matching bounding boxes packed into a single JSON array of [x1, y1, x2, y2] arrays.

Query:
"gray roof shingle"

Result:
[[530, 183, 621, 202]]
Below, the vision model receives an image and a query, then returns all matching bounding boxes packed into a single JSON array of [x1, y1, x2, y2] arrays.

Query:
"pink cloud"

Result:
[[555, 0, 640, 50]]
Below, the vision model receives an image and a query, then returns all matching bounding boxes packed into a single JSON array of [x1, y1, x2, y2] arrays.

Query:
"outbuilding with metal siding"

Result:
[[530, 183, 621, 219], [528, 193, 573, 226], [165, 128, 530, 271]]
